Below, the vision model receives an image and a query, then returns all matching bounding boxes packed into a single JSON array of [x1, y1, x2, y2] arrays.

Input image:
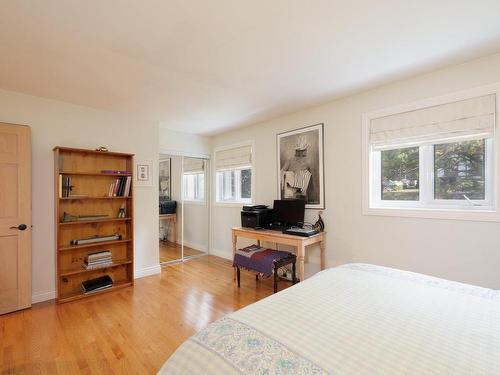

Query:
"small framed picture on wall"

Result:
[[135, 159, 153, 186], [277, 123, 325, 209]]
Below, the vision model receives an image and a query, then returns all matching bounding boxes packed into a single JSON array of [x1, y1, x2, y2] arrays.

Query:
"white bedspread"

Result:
[[159, 264, 500, 374]]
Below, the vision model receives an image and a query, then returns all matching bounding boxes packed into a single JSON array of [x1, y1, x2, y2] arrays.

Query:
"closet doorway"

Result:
[[159, 153, 209, 265]]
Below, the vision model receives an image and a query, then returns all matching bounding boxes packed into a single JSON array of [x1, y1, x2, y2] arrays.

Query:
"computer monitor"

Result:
[[272, 199, 306, 227]]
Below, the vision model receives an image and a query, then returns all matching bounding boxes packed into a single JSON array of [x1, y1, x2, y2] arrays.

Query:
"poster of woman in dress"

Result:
[[277, 123, 324, 209], [159, 158, 171, 199]]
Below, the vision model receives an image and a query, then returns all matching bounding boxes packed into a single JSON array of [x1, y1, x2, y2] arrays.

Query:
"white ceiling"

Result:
[[1, 1, 500, 135]]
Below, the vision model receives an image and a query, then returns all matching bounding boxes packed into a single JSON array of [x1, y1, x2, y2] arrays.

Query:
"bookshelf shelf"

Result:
[[60, 196, 132, 200], [58, 281, 133, 303], [59, 259, 132, 277], [60, 171, 132, 177], [58, 239, 133, 251], [54, 146, 134, 303], [59, 217, 132, 226]]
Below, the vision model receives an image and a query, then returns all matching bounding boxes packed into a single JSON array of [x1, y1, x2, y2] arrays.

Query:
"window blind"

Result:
[[370, 94, 495, 150], [215, 145, 252, 170], [183, 157, 205, 173]]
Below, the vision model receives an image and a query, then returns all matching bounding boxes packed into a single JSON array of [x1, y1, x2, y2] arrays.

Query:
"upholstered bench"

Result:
[[233, 245, 297, 293]]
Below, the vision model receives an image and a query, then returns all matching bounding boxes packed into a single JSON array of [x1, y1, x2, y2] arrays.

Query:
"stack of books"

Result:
[[83, 250, 113, 270], [107, 176, 132, 197], [81, 275, 113, 294]]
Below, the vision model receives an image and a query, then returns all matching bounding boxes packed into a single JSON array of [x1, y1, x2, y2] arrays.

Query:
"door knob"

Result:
[[10, 224, 28, 231]]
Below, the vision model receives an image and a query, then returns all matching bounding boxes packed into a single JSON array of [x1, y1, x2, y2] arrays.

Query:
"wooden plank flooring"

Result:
[[159, 241, 204, 263], [0, 256, 284, 375]]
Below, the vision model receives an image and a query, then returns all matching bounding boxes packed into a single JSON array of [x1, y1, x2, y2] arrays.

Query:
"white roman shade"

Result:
[[370, 94, 496, 150], [183, 157, 205, 173], [215, 145, 252, 170]]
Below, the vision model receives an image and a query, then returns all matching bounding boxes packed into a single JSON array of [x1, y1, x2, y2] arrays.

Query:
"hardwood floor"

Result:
[[0, 255, 285, 375], [159, 241, 204, 263]]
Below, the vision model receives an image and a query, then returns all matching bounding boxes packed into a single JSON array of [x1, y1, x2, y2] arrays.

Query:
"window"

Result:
[[182, 157, 206, 202], [381, 147, 419, 201], [216, 167, 252, 203], [372, 139, 492, 209], [215, 144, 253, 204], [183, 172, 205, 201], [365, 92, 497, 216]]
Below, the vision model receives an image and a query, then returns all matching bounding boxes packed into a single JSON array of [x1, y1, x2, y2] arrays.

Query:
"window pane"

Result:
[[240, 169, 251, 199], [197, 174, 205, 200], [434, 139, 485, 200], [381, 147, 419, 201]]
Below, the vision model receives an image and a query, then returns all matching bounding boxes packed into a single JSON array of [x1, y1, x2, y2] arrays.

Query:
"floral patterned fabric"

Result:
[[192, 317, 327, 375]]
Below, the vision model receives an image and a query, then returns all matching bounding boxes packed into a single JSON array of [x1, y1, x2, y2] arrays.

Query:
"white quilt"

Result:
[[159, 264, 500, 374]]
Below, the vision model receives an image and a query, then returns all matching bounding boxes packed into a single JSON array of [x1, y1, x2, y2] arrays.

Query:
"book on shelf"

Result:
[[107, 176, 131, 197], [59, 175, 88, 198], [59, 175, 73, 198], [101, 170, 132, 175], [83, 250, 114, 270], [81, 275, 113, 293], [70, 234, 121, 245]]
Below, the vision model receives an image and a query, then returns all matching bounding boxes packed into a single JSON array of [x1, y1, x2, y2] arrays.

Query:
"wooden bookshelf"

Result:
[[54, 147, 134, 303]]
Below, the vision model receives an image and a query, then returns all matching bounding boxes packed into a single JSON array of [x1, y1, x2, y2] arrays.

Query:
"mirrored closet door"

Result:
[[181, 157, 209, 259], [159, 154, 209, 264]]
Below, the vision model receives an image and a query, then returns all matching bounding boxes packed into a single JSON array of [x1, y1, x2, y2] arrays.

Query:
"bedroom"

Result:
[[1, 1, 500, 374]]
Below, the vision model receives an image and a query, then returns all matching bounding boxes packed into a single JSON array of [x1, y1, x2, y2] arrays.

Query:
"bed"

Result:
[[158, 263, 500, 374]]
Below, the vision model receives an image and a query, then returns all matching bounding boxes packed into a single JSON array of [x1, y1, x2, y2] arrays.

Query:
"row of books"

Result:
[[83, 250, 113, 270], [59, 175, 72, 197], [107, 176, 132, 197]]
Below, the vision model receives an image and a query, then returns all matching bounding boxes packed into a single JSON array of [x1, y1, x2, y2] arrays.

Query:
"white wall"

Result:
[[159, 128, 212, 157], [0, 89, 160, 303], [211, 52, 500, 289]]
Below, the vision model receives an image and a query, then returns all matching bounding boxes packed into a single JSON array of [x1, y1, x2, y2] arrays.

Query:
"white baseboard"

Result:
[[30, 265, 162, 304], [32, 290, 56, 304], [209, 248, 232, 260], [134, 264, 162, 279], [183, 240, 208, 253]]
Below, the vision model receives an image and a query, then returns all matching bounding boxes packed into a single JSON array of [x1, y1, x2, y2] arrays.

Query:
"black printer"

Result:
[[241, 205, 273, 229]]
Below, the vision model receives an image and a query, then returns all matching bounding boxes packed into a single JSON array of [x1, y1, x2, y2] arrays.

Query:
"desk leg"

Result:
[[320, 238, 326, 271], [297, 243, 305, 282], [232, 233, 237, 280], [172, 219, 177, 244]]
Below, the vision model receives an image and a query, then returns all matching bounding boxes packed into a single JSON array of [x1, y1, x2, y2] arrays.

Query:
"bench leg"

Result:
[[292, 259, 297, 285], [237, 267, 241, 288], [274, 265, 278, 293]]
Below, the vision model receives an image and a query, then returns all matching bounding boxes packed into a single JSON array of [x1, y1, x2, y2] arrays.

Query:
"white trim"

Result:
[[362, 83, 500, 222], [183, 200, 207, 206], [32, 290, 56, 304], [159, 147, 210, 159], [182, 240, 208, 252], [134, 264, 162, 278], [209, 247, 232, 260]]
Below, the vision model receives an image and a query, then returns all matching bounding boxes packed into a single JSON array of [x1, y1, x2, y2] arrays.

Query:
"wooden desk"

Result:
[[231, 227, 326, 281], [159, 214, 177, 243]]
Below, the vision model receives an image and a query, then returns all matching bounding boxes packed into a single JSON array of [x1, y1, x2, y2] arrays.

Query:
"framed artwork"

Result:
[[135, 159, 153, 187], [277, 123, 325, 209], [159, 158, 171, 199]]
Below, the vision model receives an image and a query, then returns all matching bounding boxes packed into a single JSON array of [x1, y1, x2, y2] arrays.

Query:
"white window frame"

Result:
[[362, 83, 500, 222], [214, 141, 254, 207]]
